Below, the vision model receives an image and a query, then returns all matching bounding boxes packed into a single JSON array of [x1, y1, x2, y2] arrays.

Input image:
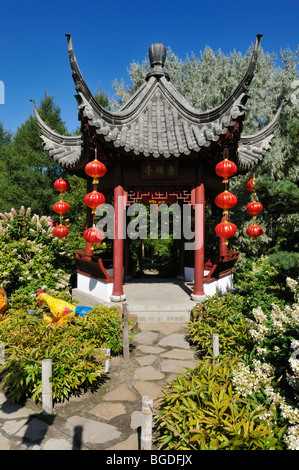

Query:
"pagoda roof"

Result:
[[32, 34, 281, 170], [66, 34, 262, 159]]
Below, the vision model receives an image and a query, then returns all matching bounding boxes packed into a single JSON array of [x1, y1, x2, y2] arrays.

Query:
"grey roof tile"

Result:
[[32, 34, 281, 171]]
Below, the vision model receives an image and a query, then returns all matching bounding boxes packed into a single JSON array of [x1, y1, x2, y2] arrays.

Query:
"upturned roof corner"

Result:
[[32, 33, 281, 170], [30, 99, 84, 169]]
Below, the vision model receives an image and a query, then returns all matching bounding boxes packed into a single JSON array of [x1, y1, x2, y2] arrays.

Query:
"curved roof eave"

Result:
[[30, 99, 84, 169], [66, 33, 263, 127], [237, 102, 283, 169]]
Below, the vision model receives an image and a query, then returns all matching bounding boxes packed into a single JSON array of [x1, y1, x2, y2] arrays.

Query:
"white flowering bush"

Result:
[[0, 207, 72, 305], [231, 278, 299, 450], [184, 266, 299, 450]]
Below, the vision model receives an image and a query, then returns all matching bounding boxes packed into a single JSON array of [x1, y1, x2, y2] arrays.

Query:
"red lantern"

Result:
[[246, 201, 263, 217], [53, 201, 70, 215], [215, 220, 237, 245], [215, 159, 237, 183], [54, 178, 70, 193], [83, 226, 104, 250], [246, 178, 256, 193], [215, 191, 237, 213], [85, 160, 107, 184], [84, 191, 105, 214], [246, 224, 263, 240], [53, 224, 69, 241]]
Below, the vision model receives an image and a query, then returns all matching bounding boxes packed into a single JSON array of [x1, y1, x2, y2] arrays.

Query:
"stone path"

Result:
[[0, 321, 198, 450]]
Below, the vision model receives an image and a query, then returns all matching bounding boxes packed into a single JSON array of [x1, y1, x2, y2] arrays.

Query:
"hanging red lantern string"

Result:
[[53, 224, 69, 241], [83, 225, 104, 251], [215, 190, 237, 214], [83, 147, 107, 250], [246, 177, 256, 196], [53, 178, 70, 242], [215, 220, 237, 245], [246, 200, 263, 219], [215, 149, 237, 184], [85, 148, 107, 184], [54, 178, 70, 194], [246, 224, 263, 240], [53, 201, 70, 215], [246, 174, 264, 241], [214, 148, 238, 245], [84, 191, 105, 214]]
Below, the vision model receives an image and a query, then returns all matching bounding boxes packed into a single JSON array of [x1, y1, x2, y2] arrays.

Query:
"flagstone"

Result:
[[43, 438, 73, 450], [134, 366, 164, 381], [133, 380, 164, 399], [160, 359, 197, 373], [158, 333, 190, 349], [65, 416, 121, 444], [139, 322, 183, 335], [160, 348, 195, 360], [89, 402, 126, 420], [107, 433, 138, 450], [16, 417, 49, 441], [102, 383, 137, 402], [133, 331, 158, 344], [136, 345, 165, 354], [2, 418, 28, 435], [135, 354, 157, 366], [130, 410, 142, 429], [0, 401, 32, 420], [0, 433, 10, 450]]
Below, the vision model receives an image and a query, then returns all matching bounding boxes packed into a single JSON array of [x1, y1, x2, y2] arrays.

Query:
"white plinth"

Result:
[[184, 267, 234, 297], [77, 273, 113, 303]]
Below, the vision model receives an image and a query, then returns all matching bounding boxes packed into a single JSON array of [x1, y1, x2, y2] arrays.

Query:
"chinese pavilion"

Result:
[[32, 34, 281, 304]]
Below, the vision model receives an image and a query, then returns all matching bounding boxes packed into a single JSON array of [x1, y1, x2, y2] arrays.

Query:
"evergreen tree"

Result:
[[0, 93, 69, 215]]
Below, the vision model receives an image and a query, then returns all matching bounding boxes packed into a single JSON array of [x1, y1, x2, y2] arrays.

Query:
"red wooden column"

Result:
[[110, 160, 126, 302], [191, 162, 206, 302], [177, 200, 185, 279]]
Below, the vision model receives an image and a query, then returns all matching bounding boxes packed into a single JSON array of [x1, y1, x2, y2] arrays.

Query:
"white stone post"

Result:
[[42, 359, 53, 415], [122, 302, 130, 361], [141, 395, 153, 450], [213, 333, 219, 365]]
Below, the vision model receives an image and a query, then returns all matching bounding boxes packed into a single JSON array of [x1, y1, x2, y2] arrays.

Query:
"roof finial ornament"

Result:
[[146, 43, 170, 81]]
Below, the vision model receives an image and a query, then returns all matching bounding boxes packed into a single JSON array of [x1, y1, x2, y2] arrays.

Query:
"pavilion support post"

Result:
[[219, 213, 228, 257], [177, 201, 185, 280], [110, 160, 126, 302], [191, 162, 206, 302], [124, 209, 131, 279]]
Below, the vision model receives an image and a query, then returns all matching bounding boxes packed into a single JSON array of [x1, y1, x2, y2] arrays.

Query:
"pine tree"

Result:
[[0, 93, 69, 215]]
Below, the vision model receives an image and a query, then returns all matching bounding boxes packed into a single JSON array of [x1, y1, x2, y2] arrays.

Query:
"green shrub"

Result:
[[156, 359, 286, 450], [0, 305, 123, 403], [189, 293, 252, 359]]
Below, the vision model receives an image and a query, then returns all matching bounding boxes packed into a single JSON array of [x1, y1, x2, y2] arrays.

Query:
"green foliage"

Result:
[[156, 359, 286, 450], [157, 256, 298, 450], [0, 93, 68, 215], [189, 293, 251, 359], [233, 255, 285, 315], [94, 86, 111, 110], [0, 305, 122, 403]]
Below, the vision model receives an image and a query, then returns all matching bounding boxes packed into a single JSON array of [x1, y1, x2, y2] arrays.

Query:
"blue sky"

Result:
[[0, 0, 298, 135]]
